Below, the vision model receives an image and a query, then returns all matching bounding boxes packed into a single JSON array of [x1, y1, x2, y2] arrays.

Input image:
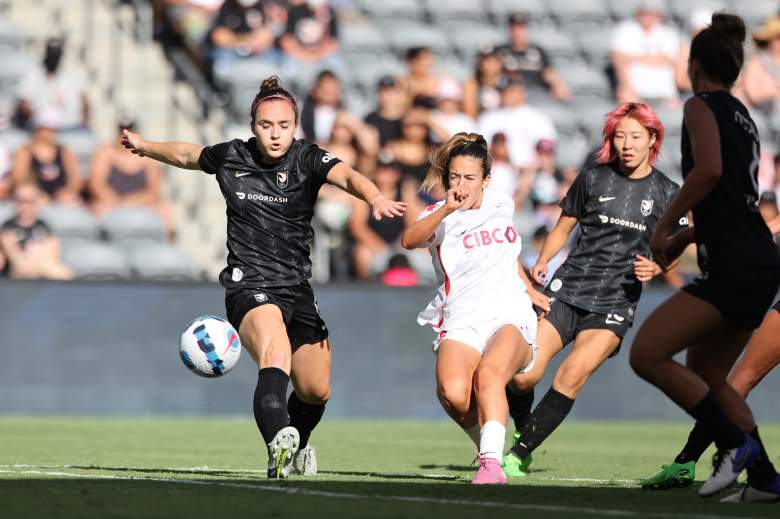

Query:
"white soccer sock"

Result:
[[479, 420, 506, 461], [463, 424, 480, 447]]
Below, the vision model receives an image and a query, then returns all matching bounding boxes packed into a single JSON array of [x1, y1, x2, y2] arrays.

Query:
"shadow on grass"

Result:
[[1, 474, 777, 519]]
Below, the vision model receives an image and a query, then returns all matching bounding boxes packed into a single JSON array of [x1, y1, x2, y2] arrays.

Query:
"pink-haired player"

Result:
[[502, 102, 688, 476]]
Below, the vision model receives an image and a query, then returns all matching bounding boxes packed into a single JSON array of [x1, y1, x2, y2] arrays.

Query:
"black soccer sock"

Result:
[[506, 386, 534, 432], [674, 420, 713, 464], [253, 367, 290, 445], [510, 388, 574, 460], [288, 391, 326, 449], [746, 427, 778, 486], [686, 392, 744, 451]]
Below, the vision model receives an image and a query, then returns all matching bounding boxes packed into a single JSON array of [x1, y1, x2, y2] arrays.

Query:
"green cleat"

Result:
[[502, 432, 533, 477], [640, 461, 696, 490]]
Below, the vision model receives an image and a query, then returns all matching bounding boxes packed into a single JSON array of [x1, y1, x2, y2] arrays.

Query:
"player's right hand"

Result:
[[121, 129, 146, 157], [530, 262, 548, 286], [444, 185, 470, 212]]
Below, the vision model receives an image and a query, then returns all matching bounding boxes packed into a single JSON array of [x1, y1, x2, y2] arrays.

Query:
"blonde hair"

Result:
[[420, 132, 492, 193]]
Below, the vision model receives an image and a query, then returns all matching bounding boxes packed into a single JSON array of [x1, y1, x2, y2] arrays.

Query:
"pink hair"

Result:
[[594, 103, 665, 166]]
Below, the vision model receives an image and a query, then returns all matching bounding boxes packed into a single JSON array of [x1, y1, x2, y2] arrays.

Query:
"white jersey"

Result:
[[416, 191, 529, 332]]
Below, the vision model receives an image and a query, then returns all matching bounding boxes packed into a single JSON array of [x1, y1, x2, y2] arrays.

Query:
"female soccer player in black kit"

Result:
[[121, 77, 406, 479], [630, 13, 780, 501], [501, 102, 686, 477]]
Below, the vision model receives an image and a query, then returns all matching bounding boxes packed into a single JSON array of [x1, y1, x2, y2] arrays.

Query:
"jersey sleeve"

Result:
[[301, 143, 342, 184], [415, 202, 445, 248], [559, 169, 589, 218], [198, 141, 232, 175]]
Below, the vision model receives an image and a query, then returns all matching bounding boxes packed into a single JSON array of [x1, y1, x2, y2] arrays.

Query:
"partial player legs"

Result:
[[729, 308, 780, 396], [435, 341, 481, 433], [239, 304, 297, 477]]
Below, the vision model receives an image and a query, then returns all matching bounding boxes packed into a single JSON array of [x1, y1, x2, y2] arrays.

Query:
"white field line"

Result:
[[0, 466, 759, 519]]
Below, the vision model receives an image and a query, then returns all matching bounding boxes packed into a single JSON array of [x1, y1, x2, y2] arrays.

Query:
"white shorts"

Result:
[[432, 305, 538, 374]]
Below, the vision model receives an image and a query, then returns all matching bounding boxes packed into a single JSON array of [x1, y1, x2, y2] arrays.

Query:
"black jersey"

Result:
[[199, 138, 342, 289], [547, 164, 685, 318], [681, 91, 780, 274]]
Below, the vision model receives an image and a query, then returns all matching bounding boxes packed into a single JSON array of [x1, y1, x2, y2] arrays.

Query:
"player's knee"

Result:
[[473, 364, 502, 396], [510, 372, 539, 393], [629, 346, 654, 379], [553, 364, 590, 396], [298, 384, 331, 405], [437, 378, 471, 415]]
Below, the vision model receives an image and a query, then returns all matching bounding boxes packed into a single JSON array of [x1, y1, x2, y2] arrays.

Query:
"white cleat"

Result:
[[267, 426, 300, 479], [699, 436, 759, 497], [293, 444, 318, 476], [721, 485, 780, 504]]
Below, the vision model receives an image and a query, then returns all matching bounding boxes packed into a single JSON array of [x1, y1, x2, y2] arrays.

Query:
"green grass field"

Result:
[[1, 418, 778, 518]]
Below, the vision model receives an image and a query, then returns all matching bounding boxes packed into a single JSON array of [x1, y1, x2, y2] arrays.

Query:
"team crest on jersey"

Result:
[[276, 170, 289, 189], [640, 199, 654, 217]]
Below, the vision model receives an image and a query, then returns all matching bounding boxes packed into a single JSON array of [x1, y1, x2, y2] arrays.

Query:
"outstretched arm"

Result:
[[121, 129, 204, 170], [326, 162, 406, 221]]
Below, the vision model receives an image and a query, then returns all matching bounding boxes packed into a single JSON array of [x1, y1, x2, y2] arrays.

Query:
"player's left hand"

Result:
[[649, 224, 671, 270], [528, 288, 551, 319], [633, 255, 658, 282], [370, 195, 407, 220]]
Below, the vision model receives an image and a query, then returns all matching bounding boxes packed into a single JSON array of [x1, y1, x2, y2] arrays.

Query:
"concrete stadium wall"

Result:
[[1, 280, 779, 421]]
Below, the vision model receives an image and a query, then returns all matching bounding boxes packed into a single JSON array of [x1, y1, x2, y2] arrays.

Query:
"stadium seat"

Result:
[[577, 100, 618, 143], [0, 127, 30, 154], [490, 0, 549, 25], [556, 133, 591, 169], [537, 101, 580, 139], [127, 241, 196, 281], [557, 63, 611, 99], [101, 207, 166, 242], [651, 105, 684, 137], [0, 200, 13, 225], [57, 130, 97, 177], [576, 30, 614, 68], [340, 22, 390, 57], [436, 58, 472, 81], [61, 241, 132, 280], [357, 0, 424, 22], [528, 30, 580, 63], [605, 0, 644, 21], [38, 204, 101, 241], [0, 18, 22, 55], [668, 1, 719, 25], [732, 0, 777, 28], [425, 0, 490, 25], [547, 0, 610, 26], [445, 22, 507, 59], [386, 23, 451, 57], [0, 52, 35, 92], [345, 57, 406, 94]]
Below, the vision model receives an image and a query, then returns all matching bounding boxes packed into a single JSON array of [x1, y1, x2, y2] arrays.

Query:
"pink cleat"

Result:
[[471, 455, 508, 485]]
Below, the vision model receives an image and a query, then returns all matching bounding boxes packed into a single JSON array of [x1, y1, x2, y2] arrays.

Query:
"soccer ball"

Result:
[[179, 316, 242, 377]]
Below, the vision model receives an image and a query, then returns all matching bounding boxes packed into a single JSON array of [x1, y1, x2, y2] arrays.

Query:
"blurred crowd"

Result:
[[3, 0, 780, 284]]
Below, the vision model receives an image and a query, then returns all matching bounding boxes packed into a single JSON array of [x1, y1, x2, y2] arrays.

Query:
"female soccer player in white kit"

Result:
[[401, 133, 550, 484]]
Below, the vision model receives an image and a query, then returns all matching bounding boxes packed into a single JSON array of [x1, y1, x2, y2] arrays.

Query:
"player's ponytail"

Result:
[[690, 12, 746, 87], [421, 132, 492, 193], [251, 75, 299, 124]]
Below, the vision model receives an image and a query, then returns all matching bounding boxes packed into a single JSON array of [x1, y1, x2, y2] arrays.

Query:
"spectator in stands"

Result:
[[321, 111, 379, 174], [386, 107, 448, 194], [485, 132, 520, 202], [478, 80, 557, 169], [674, 8, 712, 99], [760, 191, 779, 227], [0, 144, 10, 201], [88, 119, 174, 238], [611, 0, 679, 105], [528, 138, 563, 230], [495, 12, 571, 103], [742, 16, 780, 114], [280, 0, 341, 72], [161, 0, 224, 58], [11, 111, 82, 205], [300, 70, 343, 143], [364, 76, 406, 148], [399, 47, 440, 107], [16, 37, 89, 132], [348, 156, 421, 280], [430, 77, 477, 137], [207, 0, 277, 80], [0, 182, 73, 280], [380, 253, 418, 287], [463, 46, 509, 119]]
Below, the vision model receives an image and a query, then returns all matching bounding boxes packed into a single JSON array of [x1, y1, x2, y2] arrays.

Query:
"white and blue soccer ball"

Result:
[[179, 316, 241, 378]]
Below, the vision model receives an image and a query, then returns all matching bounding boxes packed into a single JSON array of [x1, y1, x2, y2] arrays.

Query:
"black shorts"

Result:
[[225, 281, 329, 349], [683, 269, 780, 330], [544, 299, 632, 356]]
